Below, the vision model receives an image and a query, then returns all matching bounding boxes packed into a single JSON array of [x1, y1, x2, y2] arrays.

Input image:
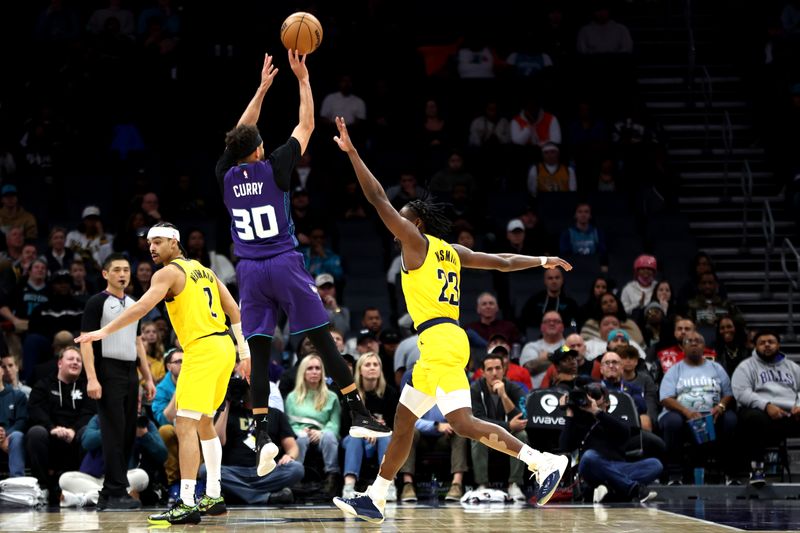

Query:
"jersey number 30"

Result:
[[232, 206, 279, 241], [437, 269, 459, 306]]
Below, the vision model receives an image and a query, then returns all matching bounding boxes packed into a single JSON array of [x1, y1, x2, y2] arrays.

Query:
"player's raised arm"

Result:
[[236, 53, 279, 128], [75, 267, 181, 343], [288, 49, 314, 155], [333, 117, 426, 249], [451, 244, 573, 272]]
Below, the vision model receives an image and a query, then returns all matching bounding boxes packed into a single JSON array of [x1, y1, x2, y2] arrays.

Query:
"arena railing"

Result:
[[739, 160, 753, 253], [762, 200, 775, 299], [780, 238, 799, 341], [721, 110, 734, 201]]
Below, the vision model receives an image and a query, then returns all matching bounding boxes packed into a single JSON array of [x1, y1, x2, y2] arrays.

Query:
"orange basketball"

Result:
[[280, 12, 323, 55]]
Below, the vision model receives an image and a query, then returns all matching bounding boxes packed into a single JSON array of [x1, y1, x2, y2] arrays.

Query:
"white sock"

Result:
[[368, 476, 392, 502], [180, 479, 196, 504], [201, 437, 223, 498], [517, 445, 546, 468]]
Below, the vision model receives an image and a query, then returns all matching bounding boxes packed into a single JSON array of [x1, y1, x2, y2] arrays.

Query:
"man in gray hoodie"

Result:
[[732, 330, 800, 486]]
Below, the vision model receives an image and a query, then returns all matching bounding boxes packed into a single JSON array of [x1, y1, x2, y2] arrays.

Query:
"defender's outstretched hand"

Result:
[[543, 257, 573, 271], [260, 53, 278, 92], [333, 117, 355, 153], [288, 49, 309, 82]]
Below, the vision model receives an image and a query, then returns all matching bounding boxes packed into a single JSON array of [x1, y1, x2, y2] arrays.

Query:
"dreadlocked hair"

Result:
[[405, 198, 452, 239]]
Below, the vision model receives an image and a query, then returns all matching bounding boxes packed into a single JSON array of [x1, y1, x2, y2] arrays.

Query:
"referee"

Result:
[[80, 253, 156, 510]]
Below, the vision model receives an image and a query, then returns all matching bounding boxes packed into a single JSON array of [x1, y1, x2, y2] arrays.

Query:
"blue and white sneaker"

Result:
[[529, 453, 569, 506], [333, 491, 386, 524]]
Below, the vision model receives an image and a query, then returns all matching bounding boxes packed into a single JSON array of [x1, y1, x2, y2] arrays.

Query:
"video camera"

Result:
[[565, 377, 606, 410]]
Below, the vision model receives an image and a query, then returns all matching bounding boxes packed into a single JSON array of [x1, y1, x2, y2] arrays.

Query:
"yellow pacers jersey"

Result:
[[165, 258, 227, 347], [401, 234, 460, 328]]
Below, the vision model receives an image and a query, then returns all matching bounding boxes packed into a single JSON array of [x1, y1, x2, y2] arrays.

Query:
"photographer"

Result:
[[211, 376, 304, 504], [559, 381, 662, 503]]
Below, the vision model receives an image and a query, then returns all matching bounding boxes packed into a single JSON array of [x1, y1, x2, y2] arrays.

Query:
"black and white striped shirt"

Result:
[[81, 291, 140, 362]]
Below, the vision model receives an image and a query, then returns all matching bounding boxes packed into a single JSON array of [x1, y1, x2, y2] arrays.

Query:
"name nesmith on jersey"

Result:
[[435, 248, 457, 265]]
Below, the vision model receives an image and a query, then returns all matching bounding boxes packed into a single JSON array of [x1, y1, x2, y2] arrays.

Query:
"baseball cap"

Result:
[[1, 184, 17, 196], [82, 205, 101, 219], [293, 186, 309, 196], [607, 329, 630, 343], [644, 301, 663, 314], [380, 329, 401, 345], [549, 344, 578, 364], [541, 141, 560, 153], [490, 344, 509, 356], [506, 218, 525, 232], [315, 273, 335, 287], [633, 254, 657, 271], [357, 329, 378, 345]]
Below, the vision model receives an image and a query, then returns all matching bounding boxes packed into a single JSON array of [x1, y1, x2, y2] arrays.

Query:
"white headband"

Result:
[[147, 227, 180, 241]]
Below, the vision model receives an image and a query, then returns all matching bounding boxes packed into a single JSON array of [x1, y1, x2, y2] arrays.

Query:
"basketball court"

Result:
[[2, 501, 799, 532]]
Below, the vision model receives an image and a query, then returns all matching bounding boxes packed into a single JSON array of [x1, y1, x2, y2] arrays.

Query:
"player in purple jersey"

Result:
[[215, 50, 390, 478]]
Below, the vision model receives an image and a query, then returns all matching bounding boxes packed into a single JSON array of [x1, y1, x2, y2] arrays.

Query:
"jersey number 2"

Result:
[[203, 287, 219, 318], [232, 205, 279, 241], [437, 269, 459, 306]]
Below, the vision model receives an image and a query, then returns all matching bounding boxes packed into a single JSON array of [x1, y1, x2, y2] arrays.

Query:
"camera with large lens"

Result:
[[565, 378, 605, 410], [226, 376, 250, 408]]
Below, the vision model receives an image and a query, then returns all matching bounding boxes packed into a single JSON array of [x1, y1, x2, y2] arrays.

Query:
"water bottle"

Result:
[[693, 467, 705, 485], [518, 395, 528, 419], [430, 474, 439, 505]]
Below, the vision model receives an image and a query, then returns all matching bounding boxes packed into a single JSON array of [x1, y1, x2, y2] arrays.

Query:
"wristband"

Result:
[[231, 322, 250, 360], [538, 256, 548, 267]]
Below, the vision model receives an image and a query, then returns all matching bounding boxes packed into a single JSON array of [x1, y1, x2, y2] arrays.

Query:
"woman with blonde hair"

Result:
[[140, 321, 165, 384], [285, 354, 341, 495], [341, 352, 398, 500]]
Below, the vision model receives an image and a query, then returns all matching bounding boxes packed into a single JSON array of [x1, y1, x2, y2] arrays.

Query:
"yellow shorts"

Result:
[[175, 334, 236, 416], [410, 322, 470, 396]]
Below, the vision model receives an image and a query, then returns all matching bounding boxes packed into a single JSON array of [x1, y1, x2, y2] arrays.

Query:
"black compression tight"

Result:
[[247, 335, 272, 410]]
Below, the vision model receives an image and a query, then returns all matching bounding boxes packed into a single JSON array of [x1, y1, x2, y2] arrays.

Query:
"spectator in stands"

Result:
[[596, 158, 618, 192], [355, 330, 381, 357], [377, 330, 401, 387], [559, 381, 661, 503], [341, 353, 398, 500], [301, 228, 343, 282], [69, 259, 93, 304], [139, 192, 162, 226], [528, 142, 576, 196], [429, 149, 476, 196], [511, 96, 562, 147], [617, 345, 659, 425], [638, 301, 666, 350], [540, 3, 574, 64], [0, 362, 27, 478], [464, 292, 520, 345], [67, 206, 114, 270], [468, 100, 511, 147], [2, 354, 31, 398], [152, 348, 182, 499], [566, 102, 611, 184], [715, 316, 749, 377], [129, 262, 161, 322], [314, 274, 350, 337], [500, 218, 537, 256], [212, 377, 304, 504], [0, 226, 24, 265], [0, 185, 37, 239], [472, 337, 533, 392], [581, 292, 643, 345], [398, 371, 467, 503], [290, 187, 320, 246], [470, 352, 529, 501], [598, 351, 650, 430], [386, 171, 426, 211], [185, 229, 236, 289], [540, 345, 580, 391], [677, 252, 723, 307], [732, 330, 800, 486], [112, 211, 148, 261], [285, 354, 342, 497], [541, 333, 594, 388], [656, 317, 717, 377], [13, 242, 39, 281], [519, 268, 579, 331], [345, 308, 383, 354], [621, 254, 658, 315], [0, 257, 49, 333], [651, 279, 678, 317], [686, 272, 744, 342], [558, 203, 608, 271], [319, 74, 367, 145], [520, 310, 566, 387], [505, 33, 554, 78], [518, 204, 553, 254], [393, 333, 420, 388], [577, 276, 611, 325], [27, 346, 96, 503], [87, 0, 135, 37], [456, 31, 498, 79], [576, 4, 633, 55], [141, 321, 165, 384], [659, 332, 737, 484], [44, 226, 75, 276]]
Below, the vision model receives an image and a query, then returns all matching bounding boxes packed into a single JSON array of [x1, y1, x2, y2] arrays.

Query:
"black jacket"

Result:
[[470, 378, 524, 432], [559, 409, 630, 462], [28, 375, 96, 431]]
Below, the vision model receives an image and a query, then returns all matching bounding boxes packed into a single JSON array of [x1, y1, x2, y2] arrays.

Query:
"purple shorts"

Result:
[[236, 251, 330, 338]]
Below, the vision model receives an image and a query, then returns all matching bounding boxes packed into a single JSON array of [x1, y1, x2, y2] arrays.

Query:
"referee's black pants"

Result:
[[96, 358, 139, 497]]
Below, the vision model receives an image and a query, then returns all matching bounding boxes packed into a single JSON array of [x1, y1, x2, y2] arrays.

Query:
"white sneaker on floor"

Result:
[[60, 490, 86, 508], [341, 483, 356, 500], [593, 484, 608, 503], [386, 483, 397, 502], [507, 483, 526, 502]]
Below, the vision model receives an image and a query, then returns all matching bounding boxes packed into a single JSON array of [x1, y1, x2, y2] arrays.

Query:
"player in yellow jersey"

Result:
[[76, 222, 248, 525], [331, 117, 573, 523]]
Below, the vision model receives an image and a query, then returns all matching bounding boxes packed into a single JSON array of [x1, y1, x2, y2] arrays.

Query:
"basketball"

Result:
[[280, 12, 323, 55]]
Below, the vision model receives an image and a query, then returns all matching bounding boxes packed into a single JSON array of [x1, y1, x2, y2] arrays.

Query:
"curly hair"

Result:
[[405, 198, 451, 239], [224, 125, 262, 161]]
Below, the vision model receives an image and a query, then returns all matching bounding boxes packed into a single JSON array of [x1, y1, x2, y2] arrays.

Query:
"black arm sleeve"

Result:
[[268, 138, 301, 192], [81, 294, 105, 331], [216, 150, 238, 193]]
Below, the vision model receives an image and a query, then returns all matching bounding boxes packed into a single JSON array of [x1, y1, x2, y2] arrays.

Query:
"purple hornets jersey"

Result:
[[222, 160, 298, 260]]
